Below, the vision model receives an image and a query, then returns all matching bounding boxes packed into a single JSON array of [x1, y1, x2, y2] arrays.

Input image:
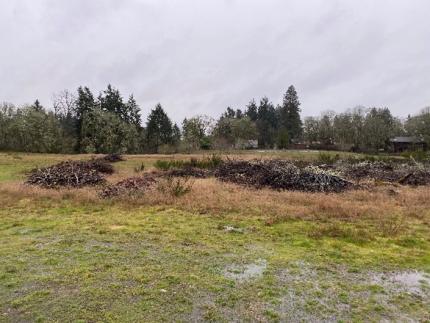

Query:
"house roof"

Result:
[[390, 136, 424, 143]]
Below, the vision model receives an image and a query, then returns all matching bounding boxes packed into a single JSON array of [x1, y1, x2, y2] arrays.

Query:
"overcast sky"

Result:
[[1, 0, 429, 122]]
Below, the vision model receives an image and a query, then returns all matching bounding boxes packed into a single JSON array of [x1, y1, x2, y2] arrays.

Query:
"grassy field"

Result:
[[0, 151, 429, 322]]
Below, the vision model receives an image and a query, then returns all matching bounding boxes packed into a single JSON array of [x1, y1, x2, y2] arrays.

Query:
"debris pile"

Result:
[[98, 154, 125, 163], [99, 175, 157, 198], [86, 159, 115, 174], [165, 167, 211, 178], [26, 154, 120, 188], [26, 161, 107, 188], [338, 161, 397, 182], [337, 161, 430, 186], [398, 169, 430, 186], [215, 160, 353, 193]]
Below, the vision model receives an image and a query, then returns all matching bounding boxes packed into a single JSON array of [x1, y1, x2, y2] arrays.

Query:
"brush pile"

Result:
[[165, 167, 211, 178], [99, 174, 157, 198], [215, 160, 353, 192], [337, 161, 397, 183], [99, 154, 125, 163], [336, 161, 430, 185], [398, 168, 430, 186], [26, 154, 122, 188], [26, 160, 108, 188]]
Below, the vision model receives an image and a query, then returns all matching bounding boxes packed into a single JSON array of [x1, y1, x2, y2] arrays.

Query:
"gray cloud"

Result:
[[1, 0, 429, 122]]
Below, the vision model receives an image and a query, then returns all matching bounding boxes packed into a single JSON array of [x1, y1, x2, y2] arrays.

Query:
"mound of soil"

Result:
[[215, 160, 353, 193], [26, 160, 107, 188], [99, 175, 158, 198]]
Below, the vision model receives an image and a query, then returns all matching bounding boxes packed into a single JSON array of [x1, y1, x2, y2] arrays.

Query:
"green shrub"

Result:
[[154, 159, 185, 171], [200, 137, 212, 150], [154, 154, 223, 171]]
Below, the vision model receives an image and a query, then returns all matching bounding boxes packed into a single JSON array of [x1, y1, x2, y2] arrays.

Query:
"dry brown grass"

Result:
[[3, 176, 429, 228], [0, 182, 98, 207]]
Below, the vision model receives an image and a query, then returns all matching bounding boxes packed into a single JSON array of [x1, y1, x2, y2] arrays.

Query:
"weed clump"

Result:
[[157, 176, 194, 197]]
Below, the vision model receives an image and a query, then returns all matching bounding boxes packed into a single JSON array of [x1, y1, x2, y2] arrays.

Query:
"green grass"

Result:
[[0, 152, 429, 322], [1, 200, 429, 321], [0, 153, 83, 182]]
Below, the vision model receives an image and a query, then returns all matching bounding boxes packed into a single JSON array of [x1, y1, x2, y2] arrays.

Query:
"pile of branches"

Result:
[[398, 168, 430, 186], [215, 160, 353, 193], [337, 160, 430, 186], [26, 160, 108, 188], [26, 155, 120, 188], [98, 154, 125, 163], [164, 167, 212, 178], [86, 159, 115, 174], [337, 161, 397, 183], [99, 174, 158, 198]]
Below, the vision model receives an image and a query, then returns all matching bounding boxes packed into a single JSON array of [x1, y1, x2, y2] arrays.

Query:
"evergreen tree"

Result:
[[145, 104, 173, 152], [126, 95, 141, 127], [172, 123, 181, 145], [245, 99, 258, 121], [99, 84, 127, 121], [222, 107, 236, 119], [76, 86, 96, 120], [281, 85, 302, 142], [32, 100, 44, 112], [75, 86, 96, 152], [256, 97, 277, 148], [80, 109, 139, 154]]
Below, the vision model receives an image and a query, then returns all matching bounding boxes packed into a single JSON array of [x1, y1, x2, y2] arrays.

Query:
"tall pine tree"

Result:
[[99, 84, 127, 121], [245, 99, 258, 121], [256, 97, 277, 148], [280, 85, 302, 143], [145, 104, 173, 152], [75, 86, 96, 152], [126, 95, 141, 127]]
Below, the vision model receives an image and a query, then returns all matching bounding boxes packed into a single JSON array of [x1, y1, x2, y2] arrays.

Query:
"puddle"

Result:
[[223, 226, 244, 233], [224, 259, 267, 282], [374, 270, 430, 295], [275, 263, 430, 322]]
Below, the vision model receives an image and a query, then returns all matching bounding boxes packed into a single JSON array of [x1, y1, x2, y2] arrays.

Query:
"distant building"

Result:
[[390, 136, 426, 153]]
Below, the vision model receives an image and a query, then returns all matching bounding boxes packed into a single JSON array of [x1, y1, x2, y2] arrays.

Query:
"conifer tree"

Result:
[[145, 104, 173, 152], [281, 85, 302, 142]]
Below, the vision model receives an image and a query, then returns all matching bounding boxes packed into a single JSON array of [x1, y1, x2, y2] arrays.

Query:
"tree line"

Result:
[[0, 84, 429, 153]]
